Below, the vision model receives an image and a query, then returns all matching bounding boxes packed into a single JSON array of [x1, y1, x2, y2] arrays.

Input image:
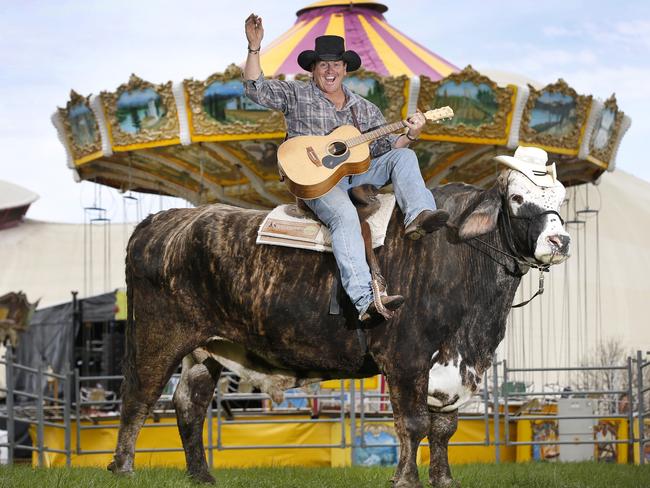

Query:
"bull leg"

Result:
[[386, 371, 430, 488], [173, 352, 222, 484], [108, 350, 179, 475], [428, 410, 460, 488]]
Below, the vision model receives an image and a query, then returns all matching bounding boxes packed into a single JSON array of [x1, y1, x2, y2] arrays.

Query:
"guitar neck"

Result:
[[346, 120, 407, 147]]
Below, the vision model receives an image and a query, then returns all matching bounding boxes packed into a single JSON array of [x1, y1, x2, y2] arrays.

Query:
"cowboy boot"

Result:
[[404, 209, 449, 240], [359, 295, 404, 326]]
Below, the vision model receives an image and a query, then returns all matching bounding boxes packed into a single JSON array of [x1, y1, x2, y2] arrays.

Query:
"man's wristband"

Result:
[[248, 45, 261, 54], [405, 131, 418, 142]]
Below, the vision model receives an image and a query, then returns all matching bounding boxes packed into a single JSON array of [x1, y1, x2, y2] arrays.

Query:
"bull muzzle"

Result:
[[548, 234, 570, 254], [535, 232, 571, 264]]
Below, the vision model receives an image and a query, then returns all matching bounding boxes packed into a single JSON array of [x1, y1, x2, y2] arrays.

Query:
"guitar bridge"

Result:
[[306, 146, 322, 167]]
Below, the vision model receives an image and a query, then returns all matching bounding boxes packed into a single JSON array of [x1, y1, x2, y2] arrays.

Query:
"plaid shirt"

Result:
[[244, 73, 397, 158]]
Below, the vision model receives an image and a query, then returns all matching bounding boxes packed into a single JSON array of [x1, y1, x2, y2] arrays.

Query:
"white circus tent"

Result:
[[0, 180, 132, 308]]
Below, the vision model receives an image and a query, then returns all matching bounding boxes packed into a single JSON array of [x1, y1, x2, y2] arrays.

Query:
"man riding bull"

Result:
[[243, 13, 449, 324]]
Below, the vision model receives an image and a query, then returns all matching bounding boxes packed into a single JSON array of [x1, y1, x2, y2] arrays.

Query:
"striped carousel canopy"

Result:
[[53, 0, 630, 210], [260, 0, 458, 79]]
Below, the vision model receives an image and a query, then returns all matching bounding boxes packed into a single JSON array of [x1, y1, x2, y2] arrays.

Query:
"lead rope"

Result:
[[511, 268, 547, 308], [468, 235, 552, 308], [454, 202, 556, 309]]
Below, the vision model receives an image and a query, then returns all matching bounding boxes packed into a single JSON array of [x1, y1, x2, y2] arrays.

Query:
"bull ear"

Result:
[[456, 186, 501, 240]]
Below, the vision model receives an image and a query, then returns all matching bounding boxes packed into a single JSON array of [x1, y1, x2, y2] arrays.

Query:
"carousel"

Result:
[[52, 0, 631, 209]]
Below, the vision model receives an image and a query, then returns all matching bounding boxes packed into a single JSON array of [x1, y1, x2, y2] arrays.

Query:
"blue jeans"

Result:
[[304, 148, 437, 314]]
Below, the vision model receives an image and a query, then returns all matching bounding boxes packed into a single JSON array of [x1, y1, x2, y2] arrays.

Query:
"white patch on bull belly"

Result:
[[427, 352, 476, 412], [203, 336, 321, 404]]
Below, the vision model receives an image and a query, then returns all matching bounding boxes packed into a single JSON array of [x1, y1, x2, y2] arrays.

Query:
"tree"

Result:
[[573, 339, 650, 415], [573, 338, 628, 415]]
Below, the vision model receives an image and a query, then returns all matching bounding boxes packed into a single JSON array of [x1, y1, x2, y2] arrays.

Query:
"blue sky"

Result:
[[1, 0, 648, 222]]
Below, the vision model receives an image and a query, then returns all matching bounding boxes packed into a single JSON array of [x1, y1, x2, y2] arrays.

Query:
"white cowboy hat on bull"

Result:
[[494, 146, 559, 188]]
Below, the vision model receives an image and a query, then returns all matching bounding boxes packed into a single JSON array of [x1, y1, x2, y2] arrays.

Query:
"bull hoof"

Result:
[[107, 460, 133, 476], [429, 478, 460, 488], [189, 470, 216, 484], [391, 478, 424, 488]]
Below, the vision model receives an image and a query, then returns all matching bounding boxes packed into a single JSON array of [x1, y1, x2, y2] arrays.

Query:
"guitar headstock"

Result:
[[423, 106, 454, 124]]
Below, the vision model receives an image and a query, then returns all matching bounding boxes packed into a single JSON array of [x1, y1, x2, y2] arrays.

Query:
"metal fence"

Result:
[[638, 350, 650, 465], [501, 359, 636, 462], [1, 350, 649, 466], [0, 347, 73, 465]]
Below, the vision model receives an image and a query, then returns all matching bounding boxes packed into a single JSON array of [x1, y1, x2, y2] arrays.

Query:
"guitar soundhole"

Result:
[[328, 141, 348, 157]]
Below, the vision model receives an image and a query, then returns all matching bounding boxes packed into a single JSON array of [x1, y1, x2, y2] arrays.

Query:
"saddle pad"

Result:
[[256, 193, 396, 253]]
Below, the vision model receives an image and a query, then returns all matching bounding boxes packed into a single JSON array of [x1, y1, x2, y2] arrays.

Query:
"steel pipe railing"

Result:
[[2, 349, 649, 466]]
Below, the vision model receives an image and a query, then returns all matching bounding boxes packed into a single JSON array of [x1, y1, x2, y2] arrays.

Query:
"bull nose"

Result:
[[547, 234, 570, 253]]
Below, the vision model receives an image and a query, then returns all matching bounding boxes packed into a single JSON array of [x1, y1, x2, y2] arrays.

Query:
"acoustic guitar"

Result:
[[277, 106, 454, 199]]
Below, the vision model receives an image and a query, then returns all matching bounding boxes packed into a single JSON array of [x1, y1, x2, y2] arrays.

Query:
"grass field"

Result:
[[1, 463, 650, 488]]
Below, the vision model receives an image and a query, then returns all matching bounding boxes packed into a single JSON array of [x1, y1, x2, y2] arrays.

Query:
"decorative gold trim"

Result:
[[101, 74, 180, 148], [520, 78, 592, 152], [185, 64, 285, 138], [58, 90, 102, 161], [588, 94, 624, 165], [74, 150, 104, 166], [417, 65, 514, 141]]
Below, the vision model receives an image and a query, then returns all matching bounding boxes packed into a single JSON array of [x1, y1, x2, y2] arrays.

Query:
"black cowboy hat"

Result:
[[297, 35, 362, 72]]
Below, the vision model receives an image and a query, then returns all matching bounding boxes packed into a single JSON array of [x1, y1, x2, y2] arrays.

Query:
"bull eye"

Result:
[[511, 194, 524, 205]]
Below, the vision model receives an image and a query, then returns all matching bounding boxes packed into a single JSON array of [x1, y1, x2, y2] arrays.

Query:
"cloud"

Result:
[[541, 19, 650, 52], [542, 26, 579, 38], [562, 65, 650, 102], [613, 20, 650, 49]]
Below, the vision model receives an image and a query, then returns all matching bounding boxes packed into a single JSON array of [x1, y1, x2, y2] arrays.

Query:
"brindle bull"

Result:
[[109, 169, 569, 487]]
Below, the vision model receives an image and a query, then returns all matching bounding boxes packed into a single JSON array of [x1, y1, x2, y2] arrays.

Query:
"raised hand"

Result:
[[245, 13, 264, 50]]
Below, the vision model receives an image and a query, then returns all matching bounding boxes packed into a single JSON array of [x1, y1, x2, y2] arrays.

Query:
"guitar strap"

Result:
[[277, 135, 288, 182], [349, 104, 360, 131], [348, 104, 360, 185]]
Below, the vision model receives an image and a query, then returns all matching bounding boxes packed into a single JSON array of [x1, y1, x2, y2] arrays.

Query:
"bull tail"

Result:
[[121, 251, 139, 398]]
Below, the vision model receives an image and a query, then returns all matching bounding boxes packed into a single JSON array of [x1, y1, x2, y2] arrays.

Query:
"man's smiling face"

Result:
[[313, 60, 346, 95]]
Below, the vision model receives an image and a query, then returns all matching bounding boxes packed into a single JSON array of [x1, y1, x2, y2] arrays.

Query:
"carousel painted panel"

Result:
[[101, 75, 180, 151], [519, 79, 591, 155], [352, 423, 399, 466], [58, 91, 103, 164], [588, 95, 625, 167], [185, 65, 286, 141], [342, 70, 409, 121], [417, 66, 515, 144]]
